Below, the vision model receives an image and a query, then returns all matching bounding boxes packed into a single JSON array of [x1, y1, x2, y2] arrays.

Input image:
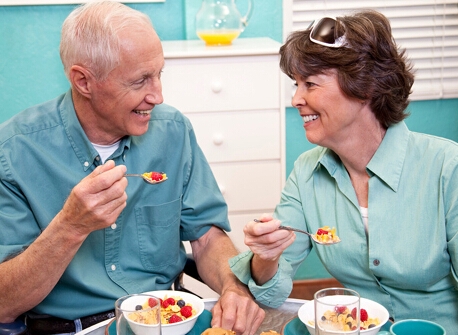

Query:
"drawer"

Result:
[[211, 161, 282, 212], [187, 110, 281, 163], [161, 55, 280, 113]]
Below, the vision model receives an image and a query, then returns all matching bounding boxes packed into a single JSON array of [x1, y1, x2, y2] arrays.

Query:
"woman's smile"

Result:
[[302, 114, 319, 124]]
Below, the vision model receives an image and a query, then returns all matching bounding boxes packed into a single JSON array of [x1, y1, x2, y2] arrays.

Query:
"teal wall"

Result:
[[0, 0, 282, 122], [1, 1, 457, 280]]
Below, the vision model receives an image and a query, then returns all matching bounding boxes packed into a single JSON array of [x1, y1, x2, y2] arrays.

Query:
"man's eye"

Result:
[[133, 78, 145, 85]]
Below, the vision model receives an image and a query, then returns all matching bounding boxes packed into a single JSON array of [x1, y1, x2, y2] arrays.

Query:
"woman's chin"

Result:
[[304, 132, 321, 146]]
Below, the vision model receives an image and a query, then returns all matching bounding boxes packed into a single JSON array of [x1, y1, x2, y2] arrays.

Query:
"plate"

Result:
[[106, 309, 212, 335], [281, 317, 311, 335]]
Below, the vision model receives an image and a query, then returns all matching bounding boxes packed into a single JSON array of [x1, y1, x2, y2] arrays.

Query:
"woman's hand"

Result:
[[244, 214, 296, 285], [244, 214, 296, 261]]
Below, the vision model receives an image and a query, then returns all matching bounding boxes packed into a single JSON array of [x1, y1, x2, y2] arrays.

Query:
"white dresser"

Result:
[[161, 37, 285, 253]]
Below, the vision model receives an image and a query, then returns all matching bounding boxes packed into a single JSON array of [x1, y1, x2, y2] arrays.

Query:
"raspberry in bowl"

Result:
[[142, 290, 205, 335], [298, 297, 389, 335]]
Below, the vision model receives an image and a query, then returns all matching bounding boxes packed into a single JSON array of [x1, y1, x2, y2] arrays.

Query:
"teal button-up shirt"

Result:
[[0, 91, 230, 319], [230, 121, 458, 333]]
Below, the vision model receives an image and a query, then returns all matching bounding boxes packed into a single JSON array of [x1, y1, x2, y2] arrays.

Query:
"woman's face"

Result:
[[292, 69, 367, 150]]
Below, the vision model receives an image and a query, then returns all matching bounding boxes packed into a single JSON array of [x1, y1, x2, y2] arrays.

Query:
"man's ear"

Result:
[[69, 65, 94, 98]]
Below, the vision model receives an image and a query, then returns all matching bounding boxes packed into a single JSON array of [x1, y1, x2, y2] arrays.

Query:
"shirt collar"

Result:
[[58, 90, 131, 171], [317, 121, 410, 192], [366, 121, 409, 192]]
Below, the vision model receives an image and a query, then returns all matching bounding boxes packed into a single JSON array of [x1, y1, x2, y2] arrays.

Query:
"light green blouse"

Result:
[[230, 121, 458, 334]]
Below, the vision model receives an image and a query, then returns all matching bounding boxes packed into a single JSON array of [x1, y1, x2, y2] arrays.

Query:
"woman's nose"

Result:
[[291, 88, 306, 108]]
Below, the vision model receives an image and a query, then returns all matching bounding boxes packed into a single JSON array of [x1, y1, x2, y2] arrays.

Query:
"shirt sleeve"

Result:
[[445, 152, 458, 287], [179, 119, 230, 241], [229, 250, 294, 308], [0, 158, 40, 262]]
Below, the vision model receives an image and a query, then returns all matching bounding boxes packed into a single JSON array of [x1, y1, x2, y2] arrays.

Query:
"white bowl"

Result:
[[120, 294, 161, 335], [298, 297, 389, 335], [143, 290, 205, 335]]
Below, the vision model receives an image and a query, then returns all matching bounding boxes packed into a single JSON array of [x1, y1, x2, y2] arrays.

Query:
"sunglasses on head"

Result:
[[308, 17, 347, 48]]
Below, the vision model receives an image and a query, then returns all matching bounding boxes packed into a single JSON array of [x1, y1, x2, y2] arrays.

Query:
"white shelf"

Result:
[[162, 37, 281, 59]]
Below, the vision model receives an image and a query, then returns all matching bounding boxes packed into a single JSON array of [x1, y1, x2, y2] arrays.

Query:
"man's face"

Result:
[[87, 26, 164, 144]]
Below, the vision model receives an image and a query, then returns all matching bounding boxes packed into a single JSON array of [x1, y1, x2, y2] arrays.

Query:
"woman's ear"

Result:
[[69, 65, 94, 98]]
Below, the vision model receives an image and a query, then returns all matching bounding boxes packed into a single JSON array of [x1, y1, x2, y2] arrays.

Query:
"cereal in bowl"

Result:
[[129, 294, 196, 325], [310, 305, 381, 331], [128, 297, 160, 324], [159, 294, 197, 324]]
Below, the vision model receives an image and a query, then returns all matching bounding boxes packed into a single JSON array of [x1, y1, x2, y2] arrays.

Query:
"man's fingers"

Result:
[[92, 159, 116, 177], [210, 303, 223, 328]]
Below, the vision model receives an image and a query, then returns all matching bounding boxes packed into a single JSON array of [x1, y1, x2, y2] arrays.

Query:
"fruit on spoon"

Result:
[[124, 172, 167, 184]]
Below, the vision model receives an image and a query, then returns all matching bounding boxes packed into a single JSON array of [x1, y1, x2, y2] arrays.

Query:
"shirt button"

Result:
[[111, 264, 116, 271], [84, 161, 89, 167], [96, 156, 100, 161], [111, 223, 117, 230], [373, 259, 380, 266]]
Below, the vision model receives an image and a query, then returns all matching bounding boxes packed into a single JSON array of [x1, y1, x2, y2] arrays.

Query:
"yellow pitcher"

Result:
[[195, 0, 253, 46]]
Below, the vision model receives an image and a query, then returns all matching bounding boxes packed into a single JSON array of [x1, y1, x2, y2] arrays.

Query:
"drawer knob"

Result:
[[211, 81, 223, 93], [213, 133, 224, 145]]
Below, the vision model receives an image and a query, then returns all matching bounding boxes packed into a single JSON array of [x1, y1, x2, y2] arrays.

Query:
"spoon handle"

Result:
[[124, 174, 143, 177], [278, 225, 313, 236], [254, 220, 312, 236], [253, 219, 339, 245]]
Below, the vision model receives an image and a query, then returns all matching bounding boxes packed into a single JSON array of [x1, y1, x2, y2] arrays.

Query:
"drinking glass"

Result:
[[314, 288, 360, 335], [115, 294, 162, 335]]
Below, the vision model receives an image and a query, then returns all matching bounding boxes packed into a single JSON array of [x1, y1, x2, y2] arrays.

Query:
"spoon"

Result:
[[124, 172, 168, 185], [253, 219, 341, 245]]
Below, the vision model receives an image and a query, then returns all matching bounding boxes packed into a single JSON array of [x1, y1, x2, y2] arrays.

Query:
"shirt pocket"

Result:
[[135, 197, 181, 271]]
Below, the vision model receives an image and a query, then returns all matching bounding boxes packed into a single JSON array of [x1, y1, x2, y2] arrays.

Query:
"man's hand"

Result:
[[58, 160, 127, 237], [210, 284, 265, 335], [191, 227, 265, 335], [0, 160, 127, 321]]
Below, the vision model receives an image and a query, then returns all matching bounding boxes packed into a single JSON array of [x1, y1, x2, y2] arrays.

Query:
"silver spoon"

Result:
[[253, 219, 341, 245], [124, 172, 168, 185]]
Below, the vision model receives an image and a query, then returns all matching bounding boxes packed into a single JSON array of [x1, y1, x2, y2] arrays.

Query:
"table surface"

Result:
[[76, 298, 308, 335]]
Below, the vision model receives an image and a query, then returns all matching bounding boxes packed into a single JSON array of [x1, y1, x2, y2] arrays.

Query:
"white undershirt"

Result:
[[360, 206, 368, 237], [91, 141, 120, 163]]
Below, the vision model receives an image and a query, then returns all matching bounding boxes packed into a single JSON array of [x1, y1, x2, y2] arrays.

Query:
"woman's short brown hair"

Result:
[[280, 10, 415, 128]]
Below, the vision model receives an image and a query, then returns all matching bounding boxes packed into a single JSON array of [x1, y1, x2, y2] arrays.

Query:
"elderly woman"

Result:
[[230, 10, 458, 333]]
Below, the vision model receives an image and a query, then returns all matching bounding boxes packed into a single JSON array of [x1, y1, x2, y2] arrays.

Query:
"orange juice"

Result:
[[197, 30, 241, 46]]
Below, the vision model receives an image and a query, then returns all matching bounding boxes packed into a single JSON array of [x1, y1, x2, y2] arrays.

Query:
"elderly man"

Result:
[[0, 1, 264, 334]]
